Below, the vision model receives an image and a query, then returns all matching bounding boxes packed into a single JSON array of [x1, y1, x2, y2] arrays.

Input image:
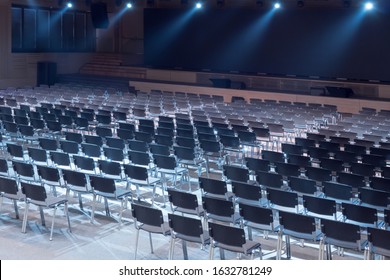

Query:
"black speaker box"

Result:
[[91, 2, 109, 29]]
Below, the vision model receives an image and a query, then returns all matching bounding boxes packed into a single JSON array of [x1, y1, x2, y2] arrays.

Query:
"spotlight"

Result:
[[126, 2, 132, 8], [274, 2, 281, 9], [364, 2, 374, 10], [66, 2, 73, 8], [297, 1, 304, 8], [195, 2, 202, 9]]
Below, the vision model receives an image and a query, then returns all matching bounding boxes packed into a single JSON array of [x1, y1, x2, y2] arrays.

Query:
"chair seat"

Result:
[[207, 212, 241, 224], [139, 221, 171, 235], [128, 177, 160, 186], [324, 236, 367, 251], [157, 167, 187, 175], [95, 188, 132, 199], [216, 239, 261, 255], [174, 230, 210, 244], [174, 205, 205, 217], [29, 195, 68, 208], [2, 190, 25, 201]]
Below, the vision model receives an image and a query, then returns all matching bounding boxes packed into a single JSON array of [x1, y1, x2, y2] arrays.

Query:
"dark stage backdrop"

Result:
[[144, 7, 390, 82]]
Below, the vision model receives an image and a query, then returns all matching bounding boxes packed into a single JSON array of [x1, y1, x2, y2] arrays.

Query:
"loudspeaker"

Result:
[[37, 62, 57, 87], [90, 2, 109, 29]]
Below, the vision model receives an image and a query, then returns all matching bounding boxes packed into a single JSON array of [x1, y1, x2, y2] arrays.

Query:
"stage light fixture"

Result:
[[274, 2, 281, 9], [195, 2, 203, 9], [66, 2, 73, 8], [126, 2, 133, 8], [364, 2, 374, 10]]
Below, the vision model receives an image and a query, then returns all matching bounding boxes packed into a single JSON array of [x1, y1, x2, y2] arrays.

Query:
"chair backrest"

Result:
[[321, 219, 361, 244], [0, 158, 8, 174], [223, 165, 249, 182], [305, 166, 332, 182], [367, 227, 390, 256], [50, 151, 71, 166], [131, 203, 164, 227], [98, 160, 122, 176], [39, 137, 58, 151], [199, 139, 220, 153], [60, 140, 79, 155], [168, 213, 203, 238], [0, 176, 18, 195], [117, 128, 134, 140], [37, 165, 60, 182], [344, 144, 366, 157], [168, 188, 200, 213], [73, 155, 95, 172], [84, 135, 103, 146], [319, 158, 344, 173], [103, 147, 124, 161], [128, 150, 151, 166], [128, 140, 149, 152], [198, 177, 228, 197], [369, 176, 390, 193], [231, 181, 262, 202], [7, 143, 24, 158], [62, 169, 88, 187], [154, 154, 176, 170], [282, 143, 304, 156], [123, 164, 148, 181], [245, 157, 270, 172], [288, 176, 317, 195], [256, 171, 283, 189], [202, 196, 235, 220], [266, 188, 299, 211], [18, 124, 34, 136], [341, 202, 378, 227], [359, 187, 390, 209], [208, 222, 245, 247], [303, 195, 337, 218], [279, 211, 316, 236], [81, 143, 101, 158], [96, 126, 112, 138], [322, 181, 353, 201], [174, 146, 195, 161], [149, 143, 170, 156], [295, 137, 316, 149], [90, 175, 116, 194], [287, 154, 311, 167], [239, 202, 273, 227], [336, 172, 365, 189], [21, 181, 47, 202], [349, 162, 376, 177], [12, 161, 34, 178], [261, 150, 284, 163], [274, 162, 301, 177]]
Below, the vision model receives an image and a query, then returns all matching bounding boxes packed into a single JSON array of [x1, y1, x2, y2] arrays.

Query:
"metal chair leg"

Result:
[[134, 229, 140, 260], [22, 202, 30, 233], [49, 206, 57, 241]]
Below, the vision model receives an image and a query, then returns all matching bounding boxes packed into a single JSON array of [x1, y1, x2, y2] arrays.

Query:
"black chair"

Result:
[[30, 118, 46, 133], [302, 195, 337, 220], [128, 139, 149, 152], [176, 129, 194, 139], [117, 128, 134, 141], [223, 164, 249, 183], [18, 124, 36, 142], [21, 181, 71, 241], [81, 143, 102, 159], [288, 176, 318, 195], [98, 159, 123, 180], [39, 137, 58, 151], [261, 150, 284, 164], [319, 219, 367, 260], [62, 169, 92, 215], [282, 143, 304, 156], [361, 154, 386, 168], [322, 181, 354, 203], [344, 143, 367, 157], [7, 143, 25, 161], [319, 140, 340, 154], [245, 157, 270, 172], [128, 150, 152, 168], [103, 147, 125, 162], [60, 140, 79, 155], [319, 158, 344, 173], [366, 227, 390, 259], [239, 203, 275, 240], [202, 196, 240, 225], [153, 154, 189, 190], [173, 145, 205, 177], [231, 181, 262, 206], [96, 126, 112, 138], [286, 154, 311, 167], [154, 134, 174, 147], [105, 137, 126, 150], [0, 158, 9, 176], [277, 211, 322, 260], [358, 187, 390, 210], [64, 131, 83, 144], [175, 136, 196, 148], [131, 203, 170, 259], [84, 135, 104, 147], [149, 143, 171, 156], [336, 172, 366, 189], [295, 137, 316, 150], [89, 175, 132, 225], [305, 166, 332, 183], [198, 176, 233, 200], [369, 176, 390, 193], [274, 162, 301, 178], [0, 176, 24, 219], [341, 202, 379, 228], [123, 164, 160, 205], [134, 131, 154, 143], [37, 165, 63, 195], [167, 188, 204, 218], [307, 146, 329, 162], [73, 155, 96, 174], [208, 222, 262, 260], [349, 162, 376, 178], [12, 160, 36, 182], [50, 151, 72, 169], [266, 187, 299, 213], [168, 213, 210, 260], [256, 171, 284, 189]]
